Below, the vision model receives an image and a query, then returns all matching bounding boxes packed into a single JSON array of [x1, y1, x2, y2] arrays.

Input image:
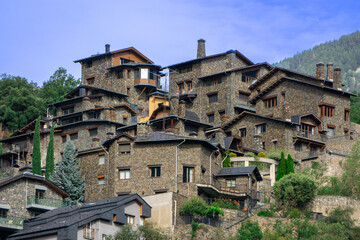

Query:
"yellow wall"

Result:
[[138, 95, 168, 122]]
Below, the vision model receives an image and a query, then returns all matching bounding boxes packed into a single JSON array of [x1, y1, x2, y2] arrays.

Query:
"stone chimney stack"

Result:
[[137, 122, 149, 139], [334, 67, 342, 90], [178, 100, 186, 118], [326, 62, 334, 81], [105, 44, 110, 53], [316, 62, 325, 79], [197, 39, 206, 59], [214, 130, 225, 148], [170, 96, 179, 116]]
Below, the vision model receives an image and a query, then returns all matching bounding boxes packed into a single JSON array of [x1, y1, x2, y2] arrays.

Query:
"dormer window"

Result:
[[120, 58, 134, 64]]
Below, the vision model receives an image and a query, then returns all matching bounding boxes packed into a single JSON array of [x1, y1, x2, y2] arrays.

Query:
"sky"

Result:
[[1, 0, 360, 85]]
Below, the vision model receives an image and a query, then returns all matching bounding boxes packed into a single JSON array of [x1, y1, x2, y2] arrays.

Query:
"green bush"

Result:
[[258, 152, 266, 158], [272, 219, 294, 240], [257, 210, 271, 217], [286, 208, 302, 219], [294, 218, 318, 239], [112, 225, 139, 240], [191, 220, 201, 239], [326, 207, 354, 229], [273, 173, 317, 209], [138, 222, 169, 240], [179, 197, 208, 216], [206, 205, 224, 218], [237, 220, 263, 240], [212, 198, 242, 210]]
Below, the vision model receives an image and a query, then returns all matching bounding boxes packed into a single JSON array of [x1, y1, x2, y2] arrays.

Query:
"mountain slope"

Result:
[[274, 31, 360, 93]]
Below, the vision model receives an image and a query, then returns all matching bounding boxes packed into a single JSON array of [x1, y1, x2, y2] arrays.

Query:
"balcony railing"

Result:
[[0, 216, 23, 227], [27, 197, 67, 208], [134, 79, 157, 86], [293, 130, 322, 141]]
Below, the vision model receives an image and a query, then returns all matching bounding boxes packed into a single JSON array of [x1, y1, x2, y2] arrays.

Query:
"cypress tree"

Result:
[[45, 123, 55, 179], [276, 152, 287, 181], [32, 116, 42, 175], [286, 154, 295, 174], [50, 141, 85, 205]]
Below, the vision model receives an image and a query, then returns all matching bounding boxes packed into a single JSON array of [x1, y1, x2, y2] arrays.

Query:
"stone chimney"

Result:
[[137, 122, 149, 139], [334, 67, 342, 90], [282, 102, 291, 121], [214, 130, 225, 148], [197, 39, 206, 58], [179, 100, 186, 118], [316, 62, 325, 79], [170, 96, 179, 116], [105, 44, 110, 53], [326, 62, 334, 81]]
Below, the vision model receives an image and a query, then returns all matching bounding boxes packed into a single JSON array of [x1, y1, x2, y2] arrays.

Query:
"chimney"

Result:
[[316, 62, 325, 79], [334, 67, 342, 90], [137, 122, 149, 139], [178, 100, 186, 118], [214, 130, 225, 148], [197, 39, 206, 58], [326, 62, 334, 81], [105, 44, 110, 53], [170, 97, 179, 116]]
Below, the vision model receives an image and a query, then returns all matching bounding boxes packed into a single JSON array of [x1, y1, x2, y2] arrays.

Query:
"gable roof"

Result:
[[64, 85, 128, 100], [222, 111, 299, 130], [216, 166, 262, 181], [249, 76, 355, 104], [9, 194, 151, 240], [74, 47, 153, 64], [164, 50, 254, 69], [0, 172, 69, 197]]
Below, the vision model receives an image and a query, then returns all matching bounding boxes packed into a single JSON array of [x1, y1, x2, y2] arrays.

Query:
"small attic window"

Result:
[[87, 77, 95, 85], [86, 61, 92, 68]]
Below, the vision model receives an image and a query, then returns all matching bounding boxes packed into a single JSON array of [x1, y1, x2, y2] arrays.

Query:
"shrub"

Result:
[[206, 205, 224, 218], [258, 152, 266, 158], [257, 210, 271, 217], [273, 173, 316, 209], [272, 219, 294, 240], [237, 220, 263, 240], [294, 218, 318, 239], [286, 208, 302, 219], [326, 207, 354, 229], [191, 220, 201, 239], [112, 225, 139, 240], [138, 222, 169, 240], [212, 198, 242, 210], [276, 152, 287, 181], [179, 197, 208, 216]]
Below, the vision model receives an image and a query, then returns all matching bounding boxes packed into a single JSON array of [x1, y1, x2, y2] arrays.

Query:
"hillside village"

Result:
[[0, 40, 359, 239]]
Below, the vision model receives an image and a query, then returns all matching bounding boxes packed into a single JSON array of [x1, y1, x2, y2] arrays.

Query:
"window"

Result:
[[70, 133, 78, 140], [262, 142, 266, 150], [207, 113, 214, 123], [281, 91, 286, 103], [140, 217, 145, 226], [319, 103, 335, 117], [35, 189, 45, 200], [273, 141, 278, 149], [119, 143, 131, 154], [134, 69, 140, 80], [183, 166, 194, 182], [0, 209, 7, 218], [239, 127, 246, 137], [226, 179, 236, 188], [149, 69, 156, 80], [83, 226, 95, 239], [61, 115, 82, 125], [178, 83, 184, 94], [294, 142, 301, 151], [208, 93, 218, 104], [301, 123, 315, 137], [99, 155, 105, 165], [178, 65, 192, 74], [87, 77, 95, 85], [117, 70, 124, 79], [327, 125, 335, 137], [263, 96, 277, 108], [149, 166, 161, 177], [62, 135, 67, 143], [345, 109, 350, 121], [127, 87, 130, 95], [186, 81, 193, 93], [98, 175, 105, 185], [119, 169, 130, 179], [89, 128, 98, 137], [219, 110, 225, 117], [88, 111, 100, 119], [123, 116, 128, 125], [203, 78, 222, 87], [242, 75, 256, 83], [120, 58, 134, 64], [255, 124, 266, 134], [239, 92, 249, 102], [86, 61, 92, 68], [127, 215, 135, 225], [62, 106, 74, 115]]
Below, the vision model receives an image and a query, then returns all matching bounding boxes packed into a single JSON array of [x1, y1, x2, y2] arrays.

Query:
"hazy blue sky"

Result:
[[1, 0, 360, 85]]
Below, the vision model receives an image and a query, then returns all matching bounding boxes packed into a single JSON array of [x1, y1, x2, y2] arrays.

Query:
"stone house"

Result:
[[0, 170, 68, 239], [8, 194, 151, 240]]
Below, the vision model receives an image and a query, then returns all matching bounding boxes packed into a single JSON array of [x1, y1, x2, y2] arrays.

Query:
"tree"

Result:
[[273, 173, 317, 209], [276, 152, 286, 181], [50, 141, 85, 205], [40, 67, 80, 106], [32, 116, 42, 175], [223, 150, 236, 168], [286, 154, 295, 174], [45, 123, 55, 179], [237, 220, 263, 240], [341, 140, 360, 198]]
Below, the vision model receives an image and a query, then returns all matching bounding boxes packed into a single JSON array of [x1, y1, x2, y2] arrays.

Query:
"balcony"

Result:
[[0, 216, 23, 231], [134, 79, 157, 88], [27, 197, 67, 212], [179, 90, 197, 101], [293, 130, 322, 141]]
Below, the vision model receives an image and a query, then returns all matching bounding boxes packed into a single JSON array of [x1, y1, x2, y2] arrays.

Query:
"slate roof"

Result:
[[9, 194, 151, 240], [64, 85, 128, 100], [185, 110, 200, 122], [217, 166, 262, 181]]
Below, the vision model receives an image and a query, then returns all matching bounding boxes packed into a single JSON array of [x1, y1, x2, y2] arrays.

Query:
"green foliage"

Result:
[[111, 225, 139, 240], [237, 220, 263, 240], [138, 222, 169, 240], [50, 141, 84, 205], [45, 123, 55, 179], [212, 198, 242, 210], [206, 205, 224, 218], [341, 141, 360, 198], [271, 219, 294, 240], [293, 218, 318, 239], [273, 173, 316, 209], [257, 152, 266, 158], [286, 154, 295, 174], [264, 148, 288, 161], [32, 116, 42, 175], [223, 150, 235, 168], [179, 197, 208, 216], [191, 220, 201, 239], [257, 205, 276, 218], [285, 208, 302, 219], [274, 31, 360, 94], [326, 207, 354, 229], [276, 152, 287, 181]]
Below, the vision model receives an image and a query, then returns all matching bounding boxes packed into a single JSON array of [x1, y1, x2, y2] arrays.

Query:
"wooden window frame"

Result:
[[319, 103, 335, 117], [262, 95, 277, 108], [344, 108, 350, 121], [183, 166, 194, 183], [239, 127, 247, 137], [119, 169, 131, 180]]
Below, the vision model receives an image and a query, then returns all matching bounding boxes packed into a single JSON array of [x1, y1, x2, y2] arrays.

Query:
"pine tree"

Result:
[[45, 123, 55, 179], [286, 154, 295, 174], [32, 116, 42, 175], [50, 141, 85, 205], [276, 152, 287, 181]]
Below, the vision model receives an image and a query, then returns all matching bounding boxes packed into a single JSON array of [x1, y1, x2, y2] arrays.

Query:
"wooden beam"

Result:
[[138, 87, 147, 100]]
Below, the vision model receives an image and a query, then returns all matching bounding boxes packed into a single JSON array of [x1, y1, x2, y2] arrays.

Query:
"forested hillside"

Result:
[[275, 31, 360, 93]]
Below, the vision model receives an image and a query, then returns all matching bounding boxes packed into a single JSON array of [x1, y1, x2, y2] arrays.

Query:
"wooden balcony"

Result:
[[134, 79, 157, 87]]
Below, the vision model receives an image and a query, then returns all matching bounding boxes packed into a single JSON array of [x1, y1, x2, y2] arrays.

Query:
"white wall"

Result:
[[143, 192, 173, 228]]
